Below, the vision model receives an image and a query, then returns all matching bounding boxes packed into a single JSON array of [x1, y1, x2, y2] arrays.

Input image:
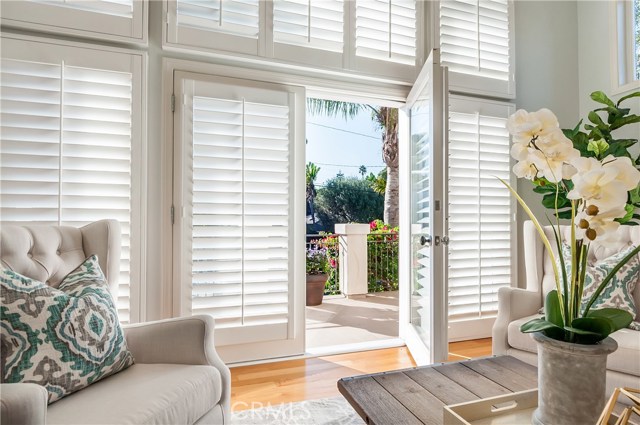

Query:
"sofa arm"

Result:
[[1, 383, 48, 425], [492, 287, 542, 355], [123, 315, 231, 416]]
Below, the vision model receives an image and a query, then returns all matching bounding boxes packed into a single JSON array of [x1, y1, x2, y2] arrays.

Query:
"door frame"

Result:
[[398, 49, 449, 365]]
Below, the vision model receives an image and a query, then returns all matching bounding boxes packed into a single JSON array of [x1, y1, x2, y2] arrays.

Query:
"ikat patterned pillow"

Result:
[[556, 244, 640, 329], [0, 255, 134, 403]]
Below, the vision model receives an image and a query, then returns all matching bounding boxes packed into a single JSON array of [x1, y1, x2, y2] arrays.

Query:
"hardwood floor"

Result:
[[231, 339, 493, 411]]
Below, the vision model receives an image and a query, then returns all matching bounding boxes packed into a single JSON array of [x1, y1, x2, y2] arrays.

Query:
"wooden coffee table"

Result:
[[338, 355, 537, 425]]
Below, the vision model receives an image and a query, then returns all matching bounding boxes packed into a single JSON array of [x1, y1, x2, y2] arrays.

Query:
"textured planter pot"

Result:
[[531, 332, 617, 425], [306, 274, 327, 306]]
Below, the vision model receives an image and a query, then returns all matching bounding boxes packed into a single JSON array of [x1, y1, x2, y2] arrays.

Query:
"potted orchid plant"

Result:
[[503, 90, 640, 425]]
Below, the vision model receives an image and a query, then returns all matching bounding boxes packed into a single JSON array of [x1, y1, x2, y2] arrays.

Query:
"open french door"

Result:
[[172, 71, 306, 364], [399, 49, 449, 365]]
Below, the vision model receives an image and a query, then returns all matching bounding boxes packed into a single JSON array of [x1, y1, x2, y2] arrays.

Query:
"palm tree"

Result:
[[306, 162, 320, 224], [307, 99, 399, 226], [359, 165, 367, 178]]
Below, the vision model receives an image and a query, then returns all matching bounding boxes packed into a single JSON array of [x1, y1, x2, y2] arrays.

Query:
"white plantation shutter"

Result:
[[0, 37, 143, 324], [1, 0, 145, 42], [273, 0, 344, 53], [170, 0, 261, 55], [177, 0, 260, 37], [355, 0, 417, 65], [447, 96, 514, 331], [175, 74, 304, 361], [439, 0, 514, 98]]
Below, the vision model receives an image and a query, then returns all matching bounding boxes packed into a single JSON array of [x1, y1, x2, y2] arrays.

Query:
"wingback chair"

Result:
[[0, 220, 231, 425]]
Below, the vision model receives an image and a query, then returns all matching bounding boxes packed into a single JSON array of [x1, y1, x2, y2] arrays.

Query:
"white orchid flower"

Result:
[[568, 158, 630, 212], [529, 130, 580, 183], [575, 207, 626, 241], [513, 159, 538, 180], [601, 155, 640, 190], [506, 108, 560, 144]]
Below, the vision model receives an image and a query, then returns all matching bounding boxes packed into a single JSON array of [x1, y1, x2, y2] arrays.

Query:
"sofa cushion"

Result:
[[1, 256, 133, 403], [508, 314, 640, 376], [47, 363, 222, 424]]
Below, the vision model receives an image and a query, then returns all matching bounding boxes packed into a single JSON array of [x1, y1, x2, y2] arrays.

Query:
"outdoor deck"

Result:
[[306, 291, 399, 350]]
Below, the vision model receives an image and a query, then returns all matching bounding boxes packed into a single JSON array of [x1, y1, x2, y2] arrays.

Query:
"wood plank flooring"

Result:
[[231, 338, 493, 411]]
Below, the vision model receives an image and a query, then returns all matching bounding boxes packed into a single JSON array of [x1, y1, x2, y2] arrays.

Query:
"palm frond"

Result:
[[307, 98, 366, 120]]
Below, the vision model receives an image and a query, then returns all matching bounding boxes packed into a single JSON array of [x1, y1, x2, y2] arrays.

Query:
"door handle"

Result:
[[420, 235, 432, 246]]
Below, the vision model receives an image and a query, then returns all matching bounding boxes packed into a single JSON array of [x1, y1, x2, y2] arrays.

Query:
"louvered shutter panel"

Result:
[[0, 39, 140, 324], [183, 78, 293, 346], [2, 0, 144, 42], [447, 97, 514, 323], [177, 0, 260, 37], [33, 0, 134, 18], [273, 0, 344, 53], [355, 0, 417, 65], [439, 0, 513, 97]]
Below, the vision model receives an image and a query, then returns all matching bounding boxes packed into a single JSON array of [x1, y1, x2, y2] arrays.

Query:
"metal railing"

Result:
[[367, 233, 399, 292]]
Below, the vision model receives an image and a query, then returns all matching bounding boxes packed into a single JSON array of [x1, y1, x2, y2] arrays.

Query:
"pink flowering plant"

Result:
[[504, 90, 640, 344]]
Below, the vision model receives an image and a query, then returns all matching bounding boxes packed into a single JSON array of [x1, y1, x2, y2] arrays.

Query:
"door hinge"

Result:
[[170, 205, 175, 225], [171, 94, 175, 112]]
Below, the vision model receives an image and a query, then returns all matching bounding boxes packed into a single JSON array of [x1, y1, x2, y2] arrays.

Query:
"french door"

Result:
[[172, 71, 306, 363], [399, 49, 449, 365]]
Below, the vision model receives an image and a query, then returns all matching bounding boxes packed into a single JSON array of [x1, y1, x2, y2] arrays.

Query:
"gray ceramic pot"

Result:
[[531, 332, 617, 425]]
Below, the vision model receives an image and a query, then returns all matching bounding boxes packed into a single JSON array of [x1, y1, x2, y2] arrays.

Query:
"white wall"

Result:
[[513, 1, 580, 287]]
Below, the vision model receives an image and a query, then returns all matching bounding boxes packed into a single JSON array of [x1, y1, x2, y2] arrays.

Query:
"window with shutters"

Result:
[[447, 95, 515, 339], [438, 0, 514, 98], [0, 36, 144, 324], [1, 0, 147, 44], [164, 0, 423, 81], [611, 0, 640, 92], [173, 72, 305, 362]]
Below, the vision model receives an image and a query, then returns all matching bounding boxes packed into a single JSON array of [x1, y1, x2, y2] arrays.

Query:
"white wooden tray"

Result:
[[444, 389, 537, 425]]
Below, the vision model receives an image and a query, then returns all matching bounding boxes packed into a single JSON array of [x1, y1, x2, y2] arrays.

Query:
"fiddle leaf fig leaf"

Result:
[[591, 91, 615, 107], [617, 91, 640, 106], [587, 139, 609, 157]]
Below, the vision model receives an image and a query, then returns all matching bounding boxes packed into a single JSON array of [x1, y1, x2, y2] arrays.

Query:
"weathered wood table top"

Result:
[[338, 355, 537, 425]]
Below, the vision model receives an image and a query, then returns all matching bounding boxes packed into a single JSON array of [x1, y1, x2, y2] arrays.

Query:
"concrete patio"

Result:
[[306, 291, 399, 350]]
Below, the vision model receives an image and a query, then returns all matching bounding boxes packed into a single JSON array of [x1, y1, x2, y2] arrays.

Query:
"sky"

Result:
[[306, 103, 386, 185]]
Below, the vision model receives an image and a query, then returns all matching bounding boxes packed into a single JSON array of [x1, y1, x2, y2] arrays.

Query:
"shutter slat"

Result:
[[177, 0, 260, 38], [273, 0, 344, 53]]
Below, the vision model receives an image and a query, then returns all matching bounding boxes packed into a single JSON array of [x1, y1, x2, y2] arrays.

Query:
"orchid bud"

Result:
[[578, 219, 589, 229], [586, 228, 597, 241], [586, 205, 599, 216]]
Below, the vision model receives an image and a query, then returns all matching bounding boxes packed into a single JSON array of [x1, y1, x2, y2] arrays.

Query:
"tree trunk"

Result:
[[384, 165, 399, 227]]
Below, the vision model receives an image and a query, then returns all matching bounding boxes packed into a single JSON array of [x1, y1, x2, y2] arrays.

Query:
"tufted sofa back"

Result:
[[0, 220, 121, 297], [524, 220, 640, 321]]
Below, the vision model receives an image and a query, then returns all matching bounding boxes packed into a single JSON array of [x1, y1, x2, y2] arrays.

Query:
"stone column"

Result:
[[334, 223, 370, 297]]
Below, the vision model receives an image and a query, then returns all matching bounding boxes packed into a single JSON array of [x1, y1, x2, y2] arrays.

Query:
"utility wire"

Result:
[[313, 162, 386, 168], [308, 122, 381, 140]]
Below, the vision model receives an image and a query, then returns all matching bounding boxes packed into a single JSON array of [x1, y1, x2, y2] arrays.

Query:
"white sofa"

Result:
[[493, 220, 640, 395], [0, 220, 231, 424]]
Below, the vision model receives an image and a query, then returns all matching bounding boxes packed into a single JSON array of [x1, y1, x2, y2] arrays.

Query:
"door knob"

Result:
[[420, 235, 432, 246]]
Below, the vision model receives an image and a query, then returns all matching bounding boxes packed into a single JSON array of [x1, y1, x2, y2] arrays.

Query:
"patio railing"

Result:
[[367, 233, 399, 292]]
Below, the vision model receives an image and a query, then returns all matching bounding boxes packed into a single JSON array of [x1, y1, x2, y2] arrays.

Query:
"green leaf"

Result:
[[587, 139, 609, 157], [611, 114, 640, 131], [591, 91, 615, 107], [615, 204, 635, 224], [570, 317, 615, 342], [586, 308, 633, 332], [520, 318, 562, 333], [563, 324, 603, 336], [545, 290, 564, 327], [542, 192, 570, 210], [617, 91, 640, 106], [588, 111, 606, 128]]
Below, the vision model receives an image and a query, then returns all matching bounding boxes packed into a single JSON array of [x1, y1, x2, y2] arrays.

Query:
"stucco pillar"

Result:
[[334, 223, 370, 297]]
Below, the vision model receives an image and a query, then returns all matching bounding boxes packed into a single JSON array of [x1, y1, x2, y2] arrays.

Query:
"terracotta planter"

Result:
[[531, 332, 618, 425], [306, 273, 327, 306]]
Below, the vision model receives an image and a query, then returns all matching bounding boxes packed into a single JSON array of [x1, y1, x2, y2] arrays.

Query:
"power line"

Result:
[[314, 162, 386, 168], [308, 122, 381, 140]]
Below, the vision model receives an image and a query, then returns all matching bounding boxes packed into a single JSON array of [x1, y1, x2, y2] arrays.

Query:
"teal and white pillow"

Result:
[[1, 255, 134, 403], [553, 244, 640, 329]]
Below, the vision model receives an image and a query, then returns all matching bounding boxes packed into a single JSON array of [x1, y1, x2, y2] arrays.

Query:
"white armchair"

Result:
[[0, 220, 231, 424]]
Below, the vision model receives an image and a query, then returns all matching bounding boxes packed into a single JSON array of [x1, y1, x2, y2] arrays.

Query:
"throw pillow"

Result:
[[553, 244, 640, 329], [1, 255, 134, 403]]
